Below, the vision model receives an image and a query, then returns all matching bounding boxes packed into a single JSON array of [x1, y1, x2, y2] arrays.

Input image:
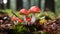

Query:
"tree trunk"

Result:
[[7, 0, 10, 9], [0, 0, 2, 9], [23, 0, 30, 9], [38, 0, 41, 8], [44, 0, 55, 12], [30, 0, 41, 8], [10, 0, 16, 11], [16, 0, 23, 10]]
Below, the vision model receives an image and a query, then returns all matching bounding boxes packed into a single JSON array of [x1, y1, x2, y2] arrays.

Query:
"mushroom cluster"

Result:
[[11, 16, 23, 25], [18, 6, 40, 25], [12, 6, 41, 25]]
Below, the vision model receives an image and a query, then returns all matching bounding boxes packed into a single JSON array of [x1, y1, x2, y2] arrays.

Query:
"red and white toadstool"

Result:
[[11, 16, 17, 21], [11, 16, 23, 25], [11, 16, 18, 25], [19, 9, 29, 25], [29, 6, 40, 24]]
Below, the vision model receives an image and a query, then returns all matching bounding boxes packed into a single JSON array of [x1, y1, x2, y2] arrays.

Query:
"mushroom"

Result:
[[19, 9, 29, 25], [29, 6, 40, 13], [26, 17, 31, 22], [29, 6, 40, 24], [11, 16, 24, 25], [11, 16, 18, 25], [17, 18, 23, 23], [19, 9, 29, 15], [11, 16, 17, 21]]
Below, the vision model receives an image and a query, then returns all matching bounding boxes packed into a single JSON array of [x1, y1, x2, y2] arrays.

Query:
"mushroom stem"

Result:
[[14, 21, 18, 25], [31, 14, 36, 24], [24, 15, 26, 22], [24, 15, 27, 25]]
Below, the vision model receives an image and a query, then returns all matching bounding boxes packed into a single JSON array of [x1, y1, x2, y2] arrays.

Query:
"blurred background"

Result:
[[0, 0, 59, 11], [0, 0, 60, 18]]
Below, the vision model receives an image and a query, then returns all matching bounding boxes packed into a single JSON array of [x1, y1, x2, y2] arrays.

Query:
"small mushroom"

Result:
[[11, 16, 17, 21], [17, 18, 23, 23], [29, 6, 41, 24], [19, 9, 29, 24], [26, 17, 31, 22]]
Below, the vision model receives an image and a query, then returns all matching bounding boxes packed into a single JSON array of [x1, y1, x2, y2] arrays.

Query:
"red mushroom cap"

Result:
[[19, 9, 29, 15], [11, 16, 17, 21], [26, 17, 31, 22], [29, 6, 40, 13], [17, 18, 24, 23]]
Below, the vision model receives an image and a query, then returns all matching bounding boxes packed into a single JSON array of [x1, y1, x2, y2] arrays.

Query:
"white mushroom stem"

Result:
[[23, 15, 36, 25], [31, 14, 36, 24], [24, 15, 27, 25], [24, 15, 26, 22], [14, 21, 18, 25]]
